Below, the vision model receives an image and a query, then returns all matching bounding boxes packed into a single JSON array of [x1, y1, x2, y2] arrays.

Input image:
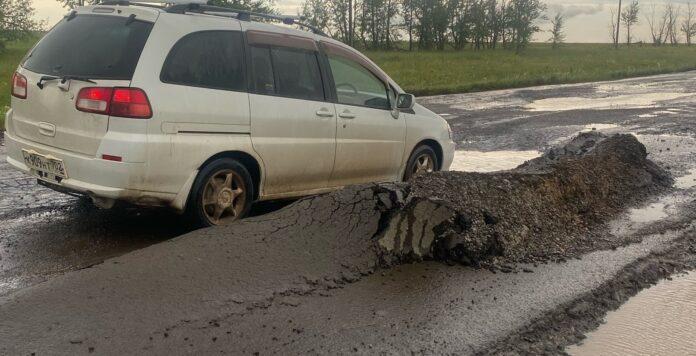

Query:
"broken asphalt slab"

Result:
[[0, 133, 683, 354]]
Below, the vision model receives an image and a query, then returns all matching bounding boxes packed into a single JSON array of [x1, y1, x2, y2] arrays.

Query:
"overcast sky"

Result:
[[31, 0, 682, 43]]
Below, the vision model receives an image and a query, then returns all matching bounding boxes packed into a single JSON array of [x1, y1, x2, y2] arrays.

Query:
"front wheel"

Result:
[[403, 145, 439, 181], [187, 158, 254, 227]]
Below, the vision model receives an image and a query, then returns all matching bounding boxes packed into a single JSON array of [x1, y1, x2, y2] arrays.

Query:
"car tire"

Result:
[[403, 145, 439, 181], [187, 158, 254, 228]]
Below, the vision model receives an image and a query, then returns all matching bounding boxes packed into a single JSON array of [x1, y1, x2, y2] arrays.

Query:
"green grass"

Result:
[[366, 43, 696, 96], [1, 37, 36, 130], [3, 41, 696, 129]]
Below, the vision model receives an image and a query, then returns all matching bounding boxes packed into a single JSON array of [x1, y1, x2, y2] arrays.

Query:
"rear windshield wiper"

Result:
[[37, 75, 97, 89]]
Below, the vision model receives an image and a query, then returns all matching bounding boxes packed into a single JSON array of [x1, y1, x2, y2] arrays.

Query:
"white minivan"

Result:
[[5, 1, 455, 226]]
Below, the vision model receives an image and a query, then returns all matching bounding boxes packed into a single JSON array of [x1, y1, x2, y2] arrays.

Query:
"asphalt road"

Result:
[[1, 71, 696, 354]]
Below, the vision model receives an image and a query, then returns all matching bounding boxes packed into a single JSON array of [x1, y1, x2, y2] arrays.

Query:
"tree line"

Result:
[[301, 0, 547, 52], [611, 0, 696, 46], [29, 0, 549, 53]]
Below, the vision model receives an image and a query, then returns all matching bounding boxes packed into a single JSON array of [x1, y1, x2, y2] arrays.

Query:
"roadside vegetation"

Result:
[[1, 38, 36, 130], [367, 43, 696, 95], [1, 0, 41, 131]]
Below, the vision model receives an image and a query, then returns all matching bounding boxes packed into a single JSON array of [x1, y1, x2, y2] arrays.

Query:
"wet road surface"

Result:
[[1, 71, 696, 353], [567, 271, 696, 355], [0, 139, 291, 297]]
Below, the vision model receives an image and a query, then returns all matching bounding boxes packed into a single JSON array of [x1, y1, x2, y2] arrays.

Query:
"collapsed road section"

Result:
[[0, 133, 674, 354], [378, 132, 671, 265]]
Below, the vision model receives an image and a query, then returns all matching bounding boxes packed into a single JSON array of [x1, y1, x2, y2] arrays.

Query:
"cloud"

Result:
[[547, 4, 605, 19]]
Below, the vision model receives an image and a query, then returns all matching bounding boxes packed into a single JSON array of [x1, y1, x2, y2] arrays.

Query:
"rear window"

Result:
[[22, 14, 153, 79]]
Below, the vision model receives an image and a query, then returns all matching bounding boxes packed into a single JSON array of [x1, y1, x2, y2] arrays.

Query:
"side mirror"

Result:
[[397, 93, 415, 110]]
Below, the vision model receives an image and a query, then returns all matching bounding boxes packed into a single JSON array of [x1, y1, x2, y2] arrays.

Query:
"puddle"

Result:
[[450, 150, 541, 172], [567, 272, 696, 356], [579, 123, 620, 131], [675, 169, 696, 189], [628, 202, 668, 223], [652, 110, 681, 115], [526, 93, 690, 112]]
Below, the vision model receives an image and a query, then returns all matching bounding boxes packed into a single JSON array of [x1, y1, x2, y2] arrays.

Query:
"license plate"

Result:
[[22, 150, 67, 180]]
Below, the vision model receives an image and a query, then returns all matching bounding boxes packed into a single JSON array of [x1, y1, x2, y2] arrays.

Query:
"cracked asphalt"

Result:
[[1, 71, 696, 354]]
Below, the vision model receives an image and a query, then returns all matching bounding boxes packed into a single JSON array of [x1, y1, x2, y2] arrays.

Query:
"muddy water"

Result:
[[450, 150, 541, 172], [628, 202, 668, 223], [675, 168, 696, 189], [567, 272, 696, 356], [525, 92, 692, 112]]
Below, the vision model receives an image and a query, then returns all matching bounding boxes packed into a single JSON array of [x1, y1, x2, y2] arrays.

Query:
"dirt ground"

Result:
[[1, 72, 696, 354]]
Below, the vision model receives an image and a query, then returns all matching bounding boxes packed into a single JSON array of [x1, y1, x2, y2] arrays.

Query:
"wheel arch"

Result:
[[198, 151, 263, 200], [410, 139, 444, 170]]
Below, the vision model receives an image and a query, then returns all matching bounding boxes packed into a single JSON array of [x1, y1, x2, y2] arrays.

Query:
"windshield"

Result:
[[22, 14, 153, 79]]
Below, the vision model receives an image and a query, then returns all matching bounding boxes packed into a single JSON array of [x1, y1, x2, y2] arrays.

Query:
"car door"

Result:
[[247, 31, 337, 196], [322, 43, 407, 186]]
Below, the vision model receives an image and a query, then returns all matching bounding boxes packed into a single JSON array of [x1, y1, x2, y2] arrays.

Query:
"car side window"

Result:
[[161, 31, 245, 91], [250, 46, 275, 95], [250, 45, 324, 101], [327, 55, 390, 110]]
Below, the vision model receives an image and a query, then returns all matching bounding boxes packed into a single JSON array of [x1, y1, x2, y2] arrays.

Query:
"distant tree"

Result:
[[620, 0, 639, 45], [0, 0, 41, 51], [401, 0, 417, 50], [487, 0, 506, 48], [448, 0, 470, 50], [299, 0, 331, 34], [646, 3, 668, 45], [505, 0, 546, 53], [664, 2, 680, 45], [681, 2, 696, 45], [548, 12, 564, 49], [413, 0, 449, 50], [326, 0, 355, 45], [609, 8, 618, 44], [357, 0, 400, 49]]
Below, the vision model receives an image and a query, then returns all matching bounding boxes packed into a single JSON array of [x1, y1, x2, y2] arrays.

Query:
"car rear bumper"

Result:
[[4, 131, 177, 207]]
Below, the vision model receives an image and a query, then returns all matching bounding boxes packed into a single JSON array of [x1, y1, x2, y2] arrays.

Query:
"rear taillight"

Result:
[[76, 87, 152, 119], [76, 87, 112, 114], [11, 72, 27, 99], [111, 88, 152, 118]]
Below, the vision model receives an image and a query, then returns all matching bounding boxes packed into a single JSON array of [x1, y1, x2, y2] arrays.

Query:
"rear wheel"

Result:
[[187, 158, 254, 227], [403, 145, 439, 181]]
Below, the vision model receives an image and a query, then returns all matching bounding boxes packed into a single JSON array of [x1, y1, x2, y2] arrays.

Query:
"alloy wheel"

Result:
[[201, 169, 246, 225]]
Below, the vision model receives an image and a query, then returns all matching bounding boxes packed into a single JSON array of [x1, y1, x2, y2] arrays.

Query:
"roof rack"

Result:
[[97, 1, 327, 36], [99, 0, 167, 9]]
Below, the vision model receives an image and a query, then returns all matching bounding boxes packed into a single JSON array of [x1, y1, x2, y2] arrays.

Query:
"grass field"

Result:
[[367, 43, 696, 96], [3, 40, 696, 129]]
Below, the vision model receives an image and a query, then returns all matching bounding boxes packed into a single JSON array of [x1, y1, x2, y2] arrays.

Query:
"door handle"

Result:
[[316, 109, 334, 118], [338, 111, 355, 119]]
